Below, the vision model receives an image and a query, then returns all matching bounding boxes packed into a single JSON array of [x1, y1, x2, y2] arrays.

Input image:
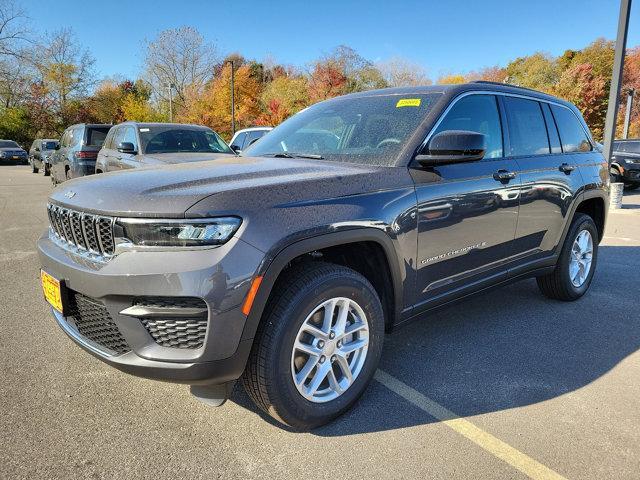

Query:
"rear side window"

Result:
[[434, 94, 503, 158], [244, 130, 264, 148], [624, 141, 640, 154], [550, 105, 592, 153], [86, 127, 110, 147], [503, 97, 550, 156]]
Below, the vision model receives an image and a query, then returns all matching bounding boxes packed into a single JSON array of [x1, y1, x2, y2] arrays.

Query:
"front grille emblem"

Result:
[[64, 190, 76, 199]]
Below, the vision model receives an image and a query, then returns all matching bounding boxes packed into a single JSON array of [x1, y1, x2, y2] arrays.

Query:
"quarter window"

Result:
[[503, 97, 550, 156], [541, 103, 562, 154], [434, 94, 503, 159], [550, 105, 592, 153]]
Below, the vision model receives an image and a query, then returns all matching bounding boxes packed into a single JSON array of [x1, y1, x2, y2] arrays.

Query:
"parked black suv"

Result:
[[610, 139, 640, 190], [0, 139, 28, 164], [38, 83, 608, 429], [50, 123, 111, 184]]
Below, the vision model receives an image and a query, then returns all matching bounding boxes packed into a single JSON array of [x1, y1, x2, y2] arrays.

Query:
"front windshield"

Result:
[[243, 93, 442, 165], [139, 126, 233, 155], [0, 140, 19, 148]]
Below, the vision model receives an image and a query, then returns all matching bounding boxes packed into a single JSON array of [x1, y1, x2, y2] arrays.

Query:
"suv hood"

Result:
[[49, 156, 409, 218], [142, 152, 235, 164]]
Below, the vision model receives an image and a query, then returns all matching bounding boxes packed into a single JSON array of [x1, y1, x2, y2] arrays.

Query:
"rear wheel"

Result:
[[43, 163, 50, 176], [536, 213, 598, 301], [242, 262, 384, 430], [31, 163, 38, 174]]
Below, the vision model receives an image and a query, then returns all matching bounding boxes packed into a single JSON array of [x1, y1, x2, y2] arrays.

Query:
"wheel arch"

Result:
[[240, 228, 405, 343]]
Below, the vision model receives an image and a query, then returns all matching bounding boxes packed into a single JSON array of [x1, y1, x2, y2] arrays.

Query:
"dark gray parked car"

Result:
[[50, 123, 111, 184], [28, 138, 59, 175], [610, 139, 640, 190], [39, 83, 608, 429], [0, 139, 28, 164], [95, 122, 234, 173]]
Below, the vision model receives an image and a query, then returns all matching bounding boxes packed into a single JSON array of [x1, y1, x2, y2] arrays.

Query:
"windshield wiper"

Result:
[[262, 152, 324, 160]]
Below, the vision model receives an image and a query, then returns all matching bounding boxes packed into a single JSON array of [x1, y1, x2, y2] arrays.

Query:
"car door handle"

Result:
[[559, 163, 576, 174], [493, 169, 517, 182]]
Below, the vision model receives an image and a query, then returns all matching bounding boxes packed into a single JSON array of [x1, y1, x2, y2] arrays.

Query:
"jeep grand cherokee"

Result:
[[38, 83, 608, 429]]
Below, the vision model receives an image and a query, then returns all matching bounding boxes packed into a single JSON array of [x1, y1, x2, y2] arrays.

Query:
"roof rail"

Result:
[[470, 80, 549, 96]]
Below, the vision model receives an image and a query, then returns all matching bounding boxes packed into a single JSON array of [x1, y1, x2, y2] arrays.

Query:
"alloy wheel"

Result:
[[569, 230, 593, 287], [290, 297, 369, 403]]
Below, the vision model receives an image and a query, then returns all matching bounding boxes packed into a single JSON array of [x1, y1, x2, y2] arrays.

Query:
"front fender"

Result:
[[239, 227, 406, 343]]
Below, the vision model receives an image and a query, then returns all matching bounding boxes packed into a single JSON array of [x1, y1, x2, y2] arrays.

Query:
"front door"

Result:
[[411, 93, 520, 310]]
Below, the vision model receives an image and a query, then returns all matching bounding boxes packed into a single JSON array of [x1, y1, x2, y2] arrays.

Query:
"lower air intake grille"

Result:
[[67, 292, 131, 355], [134, 297, 208, 349], [141, 318, 208, 349]]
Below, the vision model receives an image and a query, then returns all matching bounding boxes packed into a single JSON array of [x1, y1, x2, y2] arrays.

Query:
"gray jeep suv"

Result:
[[38, 83, 609, 429]]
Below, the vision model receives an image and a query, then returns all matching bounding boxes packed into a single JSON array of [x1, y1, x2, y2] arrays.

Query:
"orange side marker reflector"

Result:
[[242, 276, 263, 316]]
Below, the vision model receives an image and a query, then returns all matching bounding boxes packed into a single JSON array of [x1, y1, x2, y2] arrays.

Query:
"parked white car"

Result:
[[229, 127, 273, 153]]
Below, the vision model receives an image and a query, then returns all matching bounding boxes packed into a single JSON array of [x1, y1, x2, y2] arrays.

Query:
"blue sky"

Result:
[[21, 0, 640, 81]]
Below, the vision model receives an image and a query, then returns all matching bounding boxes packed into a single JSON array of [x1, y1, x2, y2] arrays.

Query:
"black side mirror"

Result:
[[231, 145, 242, 153], [54, 143, 60, 150], [117, 142, 137, 154], [416, 130, 486, 167]]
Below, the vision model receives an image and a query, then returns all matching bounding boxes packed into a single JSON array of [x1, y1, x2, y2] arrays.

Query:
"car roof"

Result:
[[116, 122, 211, 130], [337, 82, 573, 108], [67, 123, 112, 129], [234, 126, 273, 134]]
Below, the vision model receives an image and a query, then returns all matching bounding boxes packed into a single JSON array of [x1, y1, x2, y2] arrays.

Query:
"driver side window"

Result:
[[434, 94, 503, 159]]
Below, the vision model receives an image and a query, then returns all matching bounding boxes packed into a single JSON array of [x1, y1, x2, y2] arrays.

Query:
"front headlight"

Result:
[[115, 217, 242, 248]]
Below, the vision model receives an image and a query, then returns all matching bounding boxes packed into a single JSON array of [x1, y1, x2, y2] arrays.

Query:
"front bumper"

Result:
[[38, 232, 264, 385]]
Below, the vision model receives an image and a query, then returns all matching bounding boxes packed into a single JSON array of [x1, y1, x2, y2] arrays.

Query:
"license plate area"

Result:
[[41, 270, 66, 314]]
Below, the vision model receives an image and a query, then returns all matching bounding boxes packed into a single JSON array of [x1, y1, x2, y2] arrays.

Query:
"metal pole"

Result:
[[229, 61, 236, 135], [623, 89, 635, 139], [168, 84, 173, 122], [603, 0, 632, 165]]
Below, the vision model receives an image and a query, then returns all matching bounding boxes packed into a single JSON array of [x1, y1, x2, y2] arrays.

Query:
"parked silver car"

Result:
[[28, 138, 59, 175], [96, 122, 235, 173]]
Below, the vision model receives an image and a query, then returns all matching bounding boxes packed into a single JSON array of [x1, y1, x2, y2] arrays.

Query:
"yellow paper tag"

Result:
[[396, 98, 421, 108]]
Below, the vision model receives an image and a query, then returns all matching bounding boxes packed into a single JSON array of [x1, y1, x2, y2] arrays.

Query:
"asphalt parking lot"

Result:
[[1, 164, 639, 480]]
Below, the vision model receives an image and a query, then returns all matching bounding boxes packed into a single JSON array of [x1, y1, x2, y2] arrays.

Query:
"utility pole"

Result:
[[623, 89, 635, 139], [228, 60, 236, 135], [167, 83, 175, 122], [603, 0, 632, 165]]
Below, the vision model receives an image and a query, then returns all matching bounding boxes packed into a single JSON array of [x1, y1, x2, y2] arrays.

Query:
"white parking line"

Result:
[[374, 369, 566, 480], [603, 236, 635, 242]]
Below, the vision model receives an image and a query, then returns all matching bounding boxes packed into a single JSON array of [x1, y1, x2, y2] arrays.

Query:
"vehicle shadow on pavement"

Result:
[[230, 245, 640, 435]]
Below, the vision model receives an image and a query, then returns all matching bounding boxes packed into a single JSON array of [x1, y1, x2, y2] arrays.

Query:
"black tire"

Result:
[[242, 262, 384, 430], [536, 213, 598, 301], [610, 166, 623, 184], [32, 164, 38, 173], [43, 163, 50, 176]]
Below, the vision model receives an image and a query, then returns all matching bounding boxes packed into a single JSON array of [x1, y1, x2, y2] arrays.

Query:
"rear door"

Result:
[[411, 93, 521, 310], [505, 97, 585, 270]]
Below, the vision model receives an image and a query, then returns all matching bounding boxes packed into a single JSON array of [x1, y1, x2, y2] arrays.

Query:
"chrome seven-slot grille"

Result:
[[47, 203, 115, 256]]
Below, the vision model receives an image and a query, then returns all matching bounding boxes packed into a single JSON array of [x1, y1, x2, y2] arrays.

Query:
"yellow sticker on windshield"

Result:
[[396, 98, 421, 108]]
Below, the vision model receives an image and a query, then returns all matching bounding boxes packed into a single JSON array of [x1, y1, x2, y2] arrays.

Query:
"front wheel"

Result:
[[242, 262, 384, 430], [43, 163, 50, 176], [537, 213, 598, 301], [32, 163, 39, 174]]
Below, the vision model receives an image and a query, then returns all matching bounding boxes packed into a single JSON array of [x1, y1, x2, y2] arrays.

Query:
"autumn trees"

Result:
[[0, 7, 639, 147]]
